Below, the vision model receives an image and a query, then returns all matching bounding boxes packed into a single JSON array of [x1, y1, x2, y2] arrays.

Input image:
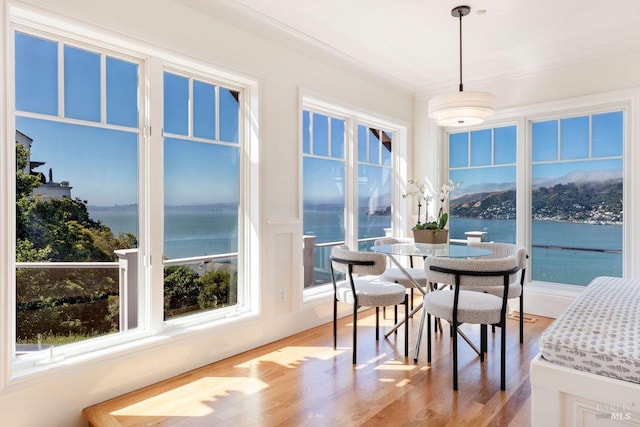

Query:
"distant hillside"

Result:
[[450, 179, 622, 223]]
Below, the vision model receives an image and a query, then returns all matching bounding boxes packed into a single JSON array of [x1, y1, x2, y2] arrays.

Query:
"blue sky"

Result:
[[449, 115, 623, 196], [15, 31, 240, 207]]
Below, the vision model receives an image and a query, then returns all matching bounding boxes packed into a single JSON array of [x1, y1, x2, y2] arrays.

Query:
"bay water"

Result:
[[89, 206, 622, 286]]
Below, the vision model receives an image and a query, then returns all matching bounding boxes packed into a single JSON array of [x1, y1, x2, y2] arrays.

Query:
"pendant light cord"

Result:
[[458, 9, 464, 92]]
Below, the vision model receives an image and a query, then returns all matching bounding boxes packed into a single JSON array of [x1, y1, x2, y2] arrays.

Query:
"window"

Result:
[[8, 18, 255, 375], [356, 125, 392, 251], [163, 71, 241, 320], [448, 125, 517, 243], [531, 112, 623, 285], [302, 110, 346, 287], [302, 101, 399, 289], [14, 31, 141, 356]]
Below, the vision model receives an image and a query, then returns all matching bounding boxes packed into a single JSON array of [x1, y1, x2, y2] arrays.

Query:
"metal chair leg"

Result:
[[352, 304, 358, 365]]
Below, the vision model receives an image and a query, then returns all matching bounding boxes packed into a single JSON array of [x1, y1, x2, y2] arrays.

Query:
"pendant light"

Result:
[[428, 5, 495, 127]]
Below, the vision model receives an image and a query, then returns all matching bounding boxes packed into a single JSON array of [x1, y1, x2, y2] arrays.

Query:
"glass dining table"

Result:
[[371, 242, 492, 361]]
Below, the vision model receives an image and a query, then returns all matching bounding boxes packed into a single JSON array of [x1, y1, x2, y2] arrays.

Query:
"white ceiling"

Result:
[[205, 0, 640, 94]]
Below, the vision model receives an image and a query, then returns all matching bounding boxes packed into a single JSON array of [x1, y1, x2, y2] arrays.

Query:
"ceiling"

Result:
[[202, 0, 640, 94]]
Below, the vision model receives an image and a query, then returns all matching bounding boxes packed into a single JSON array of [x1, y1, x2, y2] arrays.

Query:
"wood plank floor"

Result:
[[84, 306, 553, 427]]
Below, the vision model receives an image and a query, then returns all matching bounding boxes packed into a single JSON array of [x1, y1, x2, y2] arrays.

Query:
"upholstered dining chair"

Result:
[[374, 237, 428, 313], [330, 245, 409, 364], [467, 242, 528, 343], [422, 255, 520, 391]]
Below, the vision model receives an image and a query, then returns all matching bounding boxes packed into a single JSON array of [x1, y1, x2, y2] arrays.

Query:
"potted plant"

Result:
[[403, 179, 454, 244]]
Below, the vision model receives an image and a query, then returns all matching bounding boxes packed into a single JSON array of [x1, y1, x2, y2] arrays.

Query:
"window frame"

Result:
[[440, 90, 636, 298], [2, 6, 260, 384], [300, 95, 408, 299]]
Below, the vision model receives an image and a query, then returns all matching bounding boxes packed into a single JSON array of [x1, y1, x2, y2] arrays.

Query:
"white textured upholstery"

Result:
[[421, 254, 519, 391], [424, 255, 520, 288], [331, 245, 387, 276], [374, 238, 427, 288], [465, 242, 527, 298], [330, 244, 410, 364], [424, 289, 502, 324], [330, 245, 406, 307], [423, 255, 517, 325], [335, 278, 406, 307]]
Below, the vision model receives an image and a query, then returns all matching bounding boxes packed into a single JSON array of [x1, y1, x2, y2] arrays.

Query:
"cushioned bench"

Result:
[[539, 276, 640, 384], [531, 276, 640, 426]]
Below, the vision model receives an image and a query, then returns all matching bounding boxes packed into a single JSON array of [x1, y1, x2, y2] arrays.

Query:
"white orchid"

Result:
[[404, 179, 458, 230]]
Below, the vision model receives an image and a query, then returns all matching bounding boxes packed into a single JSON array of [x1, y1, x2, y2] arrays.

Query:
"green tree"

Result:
[[197, 270, 235, 309], [163, 265, 200, 314], [15, 143, 137, 341]]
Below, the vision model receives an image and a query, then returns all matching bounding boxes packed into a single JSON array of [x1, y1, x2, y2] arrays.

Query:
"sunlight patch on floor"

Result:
[[235, 346, 339, 369], [111, 376, 268, 418]]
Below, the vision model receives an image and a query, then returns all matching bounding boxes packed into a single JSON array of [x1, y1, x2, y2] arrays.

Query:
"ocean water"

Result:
[[89, 206, 622, 286], [88, 206, 238, 259], [451, 217, 622, 286]]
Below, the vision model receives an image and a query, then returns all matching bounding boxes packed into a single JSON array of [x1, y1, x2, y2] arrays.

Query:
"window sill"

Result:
[[5, 309, 260, 392]]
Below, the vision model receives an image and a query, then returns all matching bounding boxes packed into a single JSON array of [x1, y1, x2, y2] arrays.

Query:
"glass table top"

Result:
[[371, 243, 492, 258]]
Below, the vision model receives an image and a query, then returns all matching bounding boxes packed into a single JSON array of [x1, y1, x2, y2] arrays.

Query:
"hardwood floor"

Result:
[[83, 306, 553, 427]]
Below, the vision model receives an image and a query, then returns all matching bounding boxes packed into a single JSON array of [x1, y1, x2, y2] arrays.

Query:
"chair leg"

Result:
[[453, 322, 458, 391], [410, 288, 414, 311], [414, 303, 427, 363], [426, 313, 432, 365], [394, 305, 398, 334], [353, 304, 358, 365], [404, 294, 409, 358], [375, 307, 380, 341], [480, 324, 487, 362], [501, 320, 506, 390], [333, 297, 337, 350], [520, 293, 524, 344]]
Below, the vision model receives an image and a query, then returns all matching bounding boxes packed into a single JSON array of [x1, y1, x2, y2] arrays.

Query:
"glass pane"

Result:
[[381, 130, 392, 166], [302, 156, 345, 287], [449, 165, 516, 243], [358, 164, 391, 239], [330, 117, 345, 159], [64, 46, 100, 122], [532, 120, 558, 162], [531, 158, 622, 285], [449, 132, 468, 168], [470, 129, 491, 166], [15, 32, 58, 115], [494, 125, 516, 164], [358, 124, 367, 162], [106, 57, 139, 128], [164, 138, 239, 258], [193, 80, 216, 140], [163, 138, 240, 320], [560, 116, 589, 160], [163, 72, 189, 135], [593, 111, 623, 157], [302, 110, 310, 154], [368, 129, 380, 164], [312, 113, 328, 156], [15, 117, 139, 351], [220, 88, 239, 143]]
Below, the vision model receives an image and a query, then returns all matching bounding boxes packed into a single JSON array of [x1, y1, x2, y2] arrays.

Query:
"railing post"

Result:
[[303, 235, 317, 287], [114, 249, 139, 331], [464, 231, 487, 243]]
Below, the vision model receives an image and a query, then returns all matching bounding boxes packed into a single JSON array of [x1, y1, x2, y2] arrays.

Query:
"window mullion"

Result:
[[58, 41, 64, 118], [100, 54, 107, 124], [147, 57, 165, 334]]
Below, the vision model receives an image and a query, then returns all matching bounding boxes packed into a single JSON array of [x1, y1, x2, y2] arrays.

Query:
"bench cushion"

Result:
[[539, 276, 640, 384]]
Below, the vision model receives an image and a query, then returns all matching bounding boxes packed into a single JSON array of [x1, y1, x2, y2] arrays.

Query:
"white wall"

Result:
[[414, 50, 640, 317], [0, 1, 413, 426]]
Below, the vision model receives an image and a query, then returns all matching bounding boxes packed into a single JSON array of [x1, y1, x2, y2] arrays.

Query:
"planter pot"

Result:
[[413, 228, 448, 245]]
